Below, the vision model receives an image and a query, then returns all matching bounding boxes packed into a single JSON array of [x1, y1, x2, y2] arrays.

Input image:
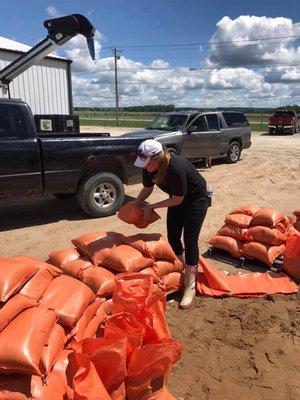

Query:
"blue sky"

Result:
[[0, 0, 300, 107]]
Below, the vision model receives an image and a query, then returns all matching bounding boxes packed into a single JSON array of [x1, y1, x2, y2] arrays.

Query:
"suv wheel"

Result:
[[78, 172, 125, 217], [226, 142, 241, 163]]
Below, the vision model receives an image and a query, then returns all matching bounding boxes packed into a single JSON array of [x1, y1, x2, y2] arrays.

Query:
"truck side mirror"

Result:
[[187, 125, 198, 134]]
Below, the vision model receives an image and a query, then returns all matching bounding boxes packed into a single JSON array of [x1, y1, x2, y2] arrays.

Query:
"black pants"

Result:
[[167, 197, 208, 266]]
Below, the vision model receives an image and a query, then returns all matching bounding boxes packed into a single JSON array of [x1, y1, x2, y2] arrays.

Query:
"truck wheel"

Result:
[[268, 128, 273, 135], [78, 172, 124, 218], [53, 193, 77, 199], [225, 142, 241, 163]]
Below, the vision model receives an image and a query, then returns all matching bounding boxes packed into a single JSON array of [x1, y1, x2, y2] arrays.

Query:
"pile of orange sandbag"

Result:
[[208, 205, 296, 268], [0, 254, 182, 399], [48, 231, 184, 297]]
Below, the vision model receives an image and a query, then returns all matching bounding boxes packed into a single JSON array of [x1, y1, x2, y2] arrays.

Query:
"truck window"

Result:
[[222, 112, 249, 127], [205, 114, 219, 130], [191, 116, 207, 131], [0, 104, 29, 139]]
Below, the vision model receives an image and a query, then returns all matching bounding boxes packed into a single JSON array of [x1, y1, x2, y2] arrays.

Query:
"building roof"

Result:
[[0, 35, 68, 61]]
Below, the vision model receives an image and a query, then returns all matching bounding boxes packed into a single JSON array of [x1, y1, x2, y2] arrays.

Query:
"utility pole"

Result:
[[109, 47, 122, 126]]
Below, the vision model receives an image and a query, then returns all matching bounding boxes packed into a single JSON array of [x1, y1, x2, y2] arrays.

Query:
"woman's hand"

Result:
[[141, 204, 153, 221]]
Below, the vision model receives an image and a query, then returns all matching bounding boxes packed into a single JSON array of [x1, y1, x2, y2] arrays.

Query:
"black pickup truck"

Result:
[[0, 99, 143, 217]]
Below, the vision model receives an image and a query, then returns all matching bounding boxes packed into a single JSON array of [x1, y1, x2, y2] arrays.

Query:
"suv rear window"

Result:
[[222, 112, 249, 127]]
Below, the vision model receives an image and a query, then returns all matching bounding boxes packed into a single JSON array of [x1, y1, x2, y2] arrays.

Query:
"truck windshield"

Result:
[[146, 114, 187, 131]]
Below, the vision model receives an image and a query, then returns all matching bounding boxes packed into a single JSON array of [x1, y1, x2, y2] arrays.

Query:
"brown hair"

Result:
[[152, 145, 170, 185]]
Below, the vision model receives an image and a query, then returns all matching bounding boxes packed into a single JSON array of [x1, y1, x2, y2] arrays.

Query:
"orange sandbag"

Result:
[[80, 266, 115, 296], [105, 313, 145, 362], [144, 293, 172, 343], [72, 231, 124, 265], [39, 275, 95, 328], [153, 260, 183, 277], [241, 242, 285, 266], [11, 255, 43, 269], [70, 298, 105, 342], [118, 201, 160, 228], [250, 207, 286, 227], [160, 272, 181, 292], [230, 204, 261, 216], [224, 213, 252, 228], [52, 350, 73, 396], [0, 308, 56, 375], [48, 248, 81, 267], [197, 256, 298, 297], [83, 301, 107, 340], [68, 352, 111, 400], [31, 372, 66, 400], [20, 263, 62, 300], [138, 267, 160, 283], [0, 257, 38, 302], [247, 226, 287, 245], [217, 224, 249, 241], [126, 338, 183, 400], [58, 258, 92, 278], [112, 274, 153, 316], [41, 324, 65, 374], [102, 245, 153, 273], [77, 334, 127, 395], [283, 235, 300, 280], [208, 235, 242, 258], [72, 231, 108, 255], [0, 294, 37, 333], [124, 233, 177, 261]]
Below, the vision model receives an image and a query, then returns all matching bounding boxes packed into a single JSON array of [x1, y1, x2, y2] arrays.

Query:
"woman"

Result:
[[133, 139, 209, 309]]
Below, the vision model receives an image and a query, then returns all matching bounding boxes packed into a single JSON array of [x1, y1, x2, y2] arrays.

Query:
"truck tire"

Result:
[[78, 172, 125, 218], [53, 193, 77, 199], [268, 128, 273, 135], [225, 141, 241, 163]]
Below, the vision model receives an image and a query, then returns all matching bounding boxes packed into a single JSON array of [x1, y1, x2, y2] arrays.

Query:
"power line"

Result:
[[102, 35, 300, 50], [86, 63, 300, 72]]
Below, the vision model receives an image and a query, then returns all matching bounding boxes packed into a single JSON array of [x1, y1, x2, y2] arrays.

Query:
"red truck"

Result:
[[268, 110, 299, 135]]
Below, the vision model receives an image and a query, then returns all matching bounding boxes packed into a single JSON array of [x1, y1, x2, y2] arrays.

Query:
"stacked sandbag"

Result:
[[208, 204, 260, 258], [0, 255, 111, 400], [69, 231, 184, 295], [241, 208, 288, 266], [209, 205, 289, 267]]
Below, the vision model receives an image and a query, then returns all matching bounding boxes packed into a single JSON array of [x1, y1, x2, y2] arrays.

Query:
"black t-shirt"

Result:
[[143, 155, 207, 203]]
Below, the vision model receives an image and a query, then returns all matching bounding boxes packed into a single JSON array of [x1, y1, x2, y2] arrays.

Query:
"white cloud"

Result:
[[44, 10, 299, 108], [46, 5, 61, 18]]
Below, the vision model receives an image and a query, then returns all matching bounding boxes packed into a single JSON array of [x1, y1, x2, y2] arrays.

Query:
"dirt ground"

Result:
[[0, 128, 299, 399]]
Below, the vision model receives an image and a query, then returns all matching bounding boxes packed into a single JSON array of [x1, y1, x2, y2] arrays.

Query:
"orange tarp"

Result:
[[197, 257, 298, 298]]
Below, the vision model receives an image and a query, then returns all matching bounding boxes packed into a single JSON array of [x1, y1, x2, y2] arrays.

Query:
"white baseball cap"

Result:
[[134, 139, 163, 168]]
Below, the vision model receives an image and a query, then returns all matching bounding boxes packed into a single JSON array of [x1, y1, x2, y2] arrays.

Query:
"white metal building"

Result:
[[0, 36, 72, 115]]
